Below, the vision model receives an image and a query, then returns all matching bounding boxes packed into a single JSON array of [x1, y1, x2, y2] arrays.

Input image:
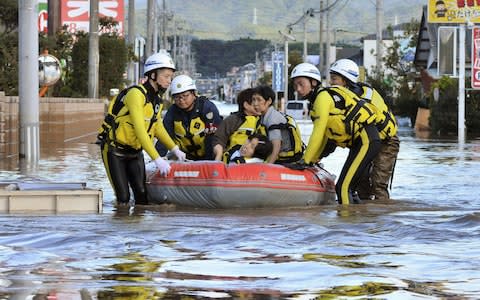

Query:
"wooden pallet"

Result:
[[0, 182, 103, 214]]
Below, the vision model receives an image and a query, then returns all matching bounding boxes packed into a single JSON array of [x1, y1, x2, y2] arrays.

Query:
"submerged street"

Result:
[[0, 123, 479, 298]]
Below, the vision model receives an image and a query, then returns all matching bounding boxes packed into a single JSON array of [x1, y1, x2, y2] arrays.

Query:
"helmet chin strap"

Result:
[[308, 84, 323, 101], [148, 71, 166, 93]]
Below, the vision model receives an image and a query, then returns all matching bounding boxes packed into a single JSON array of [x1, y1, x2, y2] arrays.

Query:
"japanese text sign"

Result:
[[428, 0, 480, 23]]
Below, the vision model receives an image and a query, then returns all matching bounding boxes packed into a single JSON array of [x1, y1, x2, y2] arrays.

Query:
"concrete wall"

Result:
[[0, 92, 19, 161], [0, 92, 105, 161]]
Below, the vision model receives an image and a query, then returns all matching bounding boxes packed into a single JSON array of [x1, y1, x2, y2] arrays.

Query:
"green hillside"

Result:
[[131, 0, 424, 42]]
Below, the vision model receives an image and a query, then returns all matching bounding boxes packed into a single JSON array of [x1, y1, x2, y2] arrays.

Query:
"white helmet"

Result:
[[170, 74, 196, 95], [330, 59, 359, 83], [290, 63, 321, 82], [144, 51, 176, 75]]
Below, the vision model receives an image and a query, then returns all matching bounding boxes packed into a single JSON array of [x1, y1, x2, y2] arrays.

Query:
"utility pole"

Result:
[[319, 1, 324, 76], [284, 38, 290, 106], [127, 0, 136, 85], [19, 0, 40, 162], [303, 15, 308, 62], [376, 0, 384, 73], [279, 31, 296, 108], [325, 0, 330, 83], [173, 19, 177, 61], [47, 0, 60, 37], [458, 24, 466, 143], [162, 0, 168, 50], [152, 1, 158, 53], [88, 0, 99, 99], [146, 0, 155, 57]]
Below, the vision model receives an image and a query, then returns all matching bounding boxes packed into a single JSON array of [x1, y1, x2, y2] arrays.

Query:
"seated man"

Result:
[[229, 133, 273, 164]]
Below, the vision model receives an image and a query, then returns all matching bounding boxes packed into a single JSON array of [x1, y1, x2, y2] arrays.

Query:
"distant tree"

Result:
[[192, 38, 270, 77], [429, 76, 458, 135], [39, 25, 76, 96], [258, 71, 272, 86], [466, 89, 480, 135], [367, 19, 420, 126], [287, 50, 303, 99], [69, 17, 129, 97], [1, 5, 129, 98], [0, 0, 18, 34], [429, 76, 480, 136], [0, 0, 18, 95]]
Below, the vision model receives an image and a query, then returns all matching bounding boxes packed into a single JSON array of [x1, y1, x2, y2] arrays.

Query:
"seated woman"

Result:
[[229, 133, 273, 164]]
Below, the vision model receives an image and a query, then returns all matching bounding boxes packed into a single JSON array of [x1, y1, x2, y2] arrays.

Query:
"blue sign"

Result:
[[272, 51, 284, 92]]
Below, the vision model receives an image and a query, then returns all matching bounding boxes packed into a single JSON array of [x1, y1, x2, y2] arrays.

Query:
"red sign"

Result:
[[457, 0, 480, 7], [38, 0, 48, 33], [61, 0, 124, 35], [472, 27, 480, 89], [38, 10, 48, 33]]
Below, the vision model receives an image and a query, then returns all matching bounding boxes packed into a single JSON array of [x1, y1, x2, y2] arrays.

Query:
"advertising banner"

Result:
[[38, 0, 48, 33], [61, 0, 124, 35], [428, 0, 480, 23], [472, 26, 480, 89]]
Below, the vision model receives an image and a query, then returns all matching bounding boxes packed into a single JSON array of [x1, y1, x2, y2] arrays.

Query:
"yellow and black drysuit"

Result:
[[161, 96, 222, 160], [97, 81, 176, 205], [351, 82, 400, 201], [303, 85, 381, 205]]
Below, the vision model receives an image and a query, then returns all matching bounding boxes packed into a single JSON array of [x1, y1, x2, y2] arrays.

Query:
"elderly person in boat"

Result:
[[228, 133, 273, 164]]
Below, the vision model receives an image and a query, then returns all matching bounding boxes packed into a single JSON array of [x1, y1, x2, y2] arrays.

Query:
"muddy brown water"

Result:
[[0, 123, 479, 299]]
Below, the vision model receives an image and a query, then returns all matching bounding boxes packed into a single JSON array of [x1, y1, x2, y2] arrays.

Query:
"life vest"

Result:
[[97, 85, 161, 151], [357, 83, 398, 139], [222, 115, 261, 163], [171, 96, 211, 160], [258, 113, 305, 163], [311, 86, 377, 147]]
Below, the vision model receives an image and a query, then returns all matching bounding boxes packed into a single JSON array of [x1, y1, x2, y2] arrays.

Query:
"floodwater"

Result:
[[0, 120, 479, 299]]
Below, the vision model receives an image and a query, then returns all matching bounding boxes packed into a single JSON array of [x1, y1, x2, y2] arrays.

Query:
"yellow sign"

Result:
[[428, 0, 480, 23]]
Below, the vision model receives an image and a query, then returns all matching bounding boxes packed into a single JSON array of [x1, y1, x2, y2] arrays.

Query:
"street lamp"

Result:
[[279, 30, 295, 108]]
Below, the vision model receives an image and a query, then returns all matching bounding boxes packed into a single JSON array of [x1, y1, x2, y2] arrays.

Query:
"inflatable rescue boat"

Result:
[[146, 161, 336, 209]]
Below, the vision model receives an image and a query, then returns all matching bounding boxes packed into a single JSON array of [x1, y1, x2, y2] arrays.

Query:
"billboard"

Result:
[[38, 0, 48, 33], [61, 0, 124, 35], [428, 0, 480, 23], [472, 26, 480, 89]]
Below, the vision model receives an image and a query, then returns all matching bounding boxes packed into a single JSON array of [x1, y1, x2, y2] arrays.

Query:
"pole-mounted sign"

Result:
[[272, 51, 285, 92]]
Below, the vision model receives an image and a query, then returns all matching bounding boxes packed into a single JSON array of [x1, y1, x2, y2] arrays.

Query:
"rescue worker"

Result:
[[161, 74, 222, 160], [330, 58, 400, 201], [252, 85, 304, 164], [98, 51, 186, 206], [291, 62, 381, 205], [212, 88, 261, 162]]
